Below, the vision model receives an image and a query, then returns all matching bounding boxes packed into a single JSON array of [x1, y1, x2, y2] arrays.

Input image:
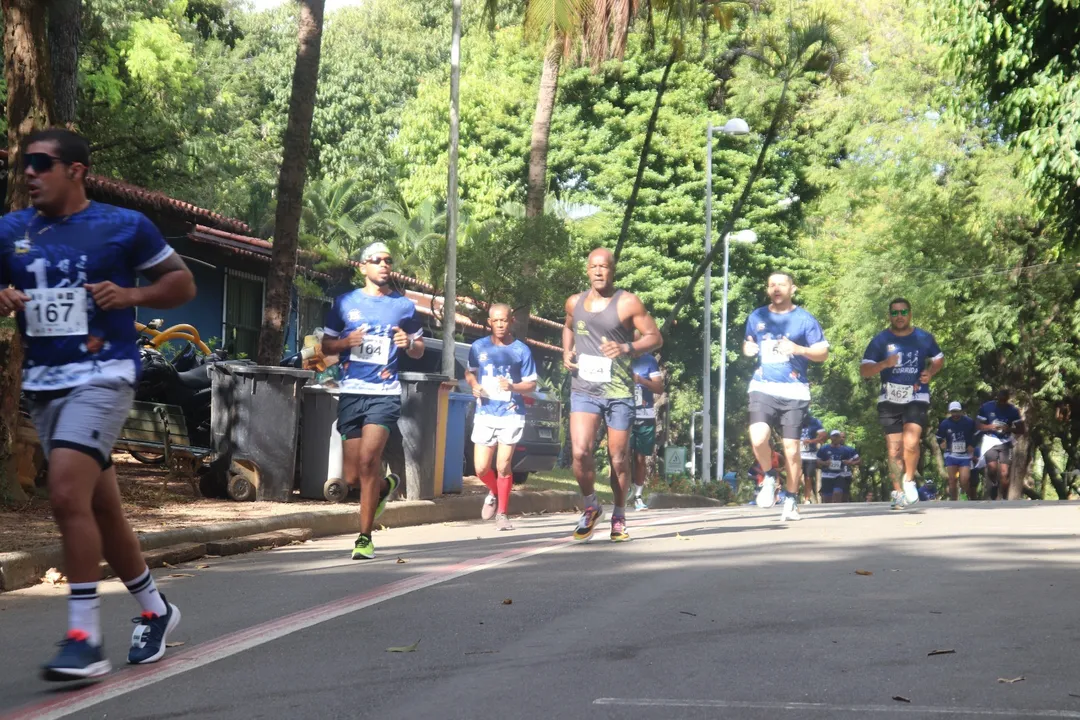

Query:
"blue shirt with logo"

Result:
[[861, 328, 943, 404], [632, 354, 662, 421], [976, 401, 1022, 443], [817, 444, 859, 478], [0, 202, 175, 390], [744, 306, 827, 401], [324, 289, 422, 395], [468, 336, 537, 428], [936, 415, 976, 458], [800, 415, 825, 459]]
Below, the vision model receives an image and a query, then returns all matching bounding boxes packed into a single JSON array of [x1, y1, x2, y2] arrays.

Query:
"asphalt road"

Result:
[[2, 500, 1080, 720]]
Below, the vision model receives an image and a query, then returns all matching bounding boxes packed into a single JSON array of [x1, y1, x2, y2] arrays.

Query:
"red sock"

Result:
[[497, 475, 512, 514], [478, 469, 497, 494]]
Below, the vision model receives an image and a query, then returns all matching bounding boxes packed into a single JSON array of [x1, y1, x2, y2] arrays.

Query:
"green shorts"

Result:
[[631, 421, 656, 456]]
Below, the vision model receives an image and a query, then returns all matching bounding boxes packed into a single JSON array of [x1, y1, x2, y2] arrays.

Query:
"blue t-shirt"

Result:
[[976, 401, 1022, 443], [324, 289, 423, 395], [817, 444, 859, 477], [800, 415, 825, 459], [467, 336, 537, 428], [0, 202, 175, 390], [632, 354, 662, 421], [936, 415, 976, 458], [744, 306, 827, 401], [861, 328, 943, 405]]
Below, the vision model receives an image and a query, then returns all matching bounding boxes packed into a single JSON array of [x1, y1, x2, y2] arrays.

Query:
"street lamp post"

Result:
[[704, 118, 750, 485], [717, 228, 756, 484]]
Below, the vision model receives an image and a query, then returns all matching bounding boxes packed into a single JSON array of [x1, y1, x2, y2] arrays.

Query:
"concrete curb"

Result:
[[0, 490, 715, 591]]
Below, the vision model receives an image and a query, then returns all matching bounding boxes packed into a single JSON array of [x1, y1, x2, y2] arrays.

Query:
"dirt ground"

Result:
[[0, 454, 493, 555]]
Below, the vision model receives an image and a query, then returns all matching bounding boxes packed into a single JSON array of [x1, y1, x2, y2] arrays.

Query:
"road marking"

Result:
[[593, 698, 1080, 718], [3, 509, 713, 720]]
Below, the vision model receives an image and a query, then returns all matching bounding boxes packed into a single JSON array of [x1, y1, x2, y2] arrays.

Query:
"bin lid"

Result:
[[210, 365, 315, 379], [399, 372, 451, 382]]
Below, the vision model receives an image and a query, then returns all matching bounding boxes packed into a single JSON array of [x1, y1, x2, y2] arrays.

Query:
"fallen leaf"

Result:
[[679, 611, 697, 617], [165, 641, 185, 648], [855, 570, 873, 576], [502, 598, 512, 605], [1069, 693, 1080, 699], [929, 611, 944, 615], [465, 650, 497, 655], [675, 533, 691, 541], [892, 696, 911, 703], [196, 564, 210, 569], [998, 676, 1025, 684], [386, 639, 420, 653], [927, 649, 956, 656], [379, 525, 388, 532], [168, 573, 194, 578], [41, 568, 66, 586], [396, 557, 408, 564], [162, 562, 175, 568], [903, 521, 922, 526]]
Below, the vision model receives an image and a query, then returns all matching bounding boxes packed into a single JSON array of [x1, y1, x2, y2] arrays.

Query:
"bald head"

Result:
[[587, 247, 616, 294], [488, 302, 513, 341]]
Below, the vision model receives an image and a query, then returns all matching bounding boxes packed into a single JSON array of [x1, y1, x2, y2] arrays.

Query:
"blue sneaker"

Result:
[[633, 496, 648, 511], [42, 631, 112, 681], [128, 596, 182, 665]]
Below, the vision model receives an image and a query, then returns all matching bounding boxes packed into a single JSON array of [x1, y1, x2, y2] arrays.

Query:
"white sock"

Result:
[[124, 567, 168, 617], [68, 582, 102, 646], [633, 485, 643, 498]]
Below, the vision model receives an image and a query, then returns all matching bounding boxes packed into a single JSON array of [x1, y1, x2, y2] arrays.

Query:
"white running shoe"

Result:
[[781, 496, 801, 521], [481, 492, 497, 521], [903, 480, 920, 504], [756, 474, 778, 508]]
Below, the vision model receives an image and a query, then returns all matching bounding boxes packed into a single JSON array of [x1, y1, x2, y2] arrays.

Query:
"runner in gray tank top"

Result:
[[562, 248, 662, 542]]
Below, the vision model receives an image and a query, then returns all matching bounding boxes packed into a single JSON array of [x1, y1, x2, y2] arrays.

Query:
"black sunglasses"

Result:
[[367, 256, 393, 266], [22, 152, 71, 174], [889, 308, 910, 317]]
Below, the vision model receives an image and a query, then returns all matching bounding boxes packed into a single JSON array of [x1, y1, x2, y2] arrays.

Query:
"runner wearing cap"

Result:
[[322, 242, 425, 559], [936, 401, 976, 500], [816, 431, 860, 503]]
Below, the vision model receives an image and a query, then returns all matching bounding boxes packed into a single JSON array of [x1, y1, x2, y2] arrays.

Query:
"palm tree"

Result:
[[367, 198, 448, 289], [301, 177, 381, 261], [257, 0, 325, 365]]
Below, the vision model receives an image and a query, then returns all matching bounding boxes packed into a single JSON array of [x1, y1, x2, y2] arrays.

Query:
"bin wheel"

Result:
[[227, 463, 258, 502], [324, 478, 349, 503], [512, 472, 529, 486]]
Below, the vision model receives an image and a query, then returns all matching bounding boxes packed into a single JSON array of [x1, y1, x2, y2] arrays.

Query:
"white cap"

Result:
[[948, 401, 962, 412], [361, 242, 391, 262], [829, 429, 841, 437]]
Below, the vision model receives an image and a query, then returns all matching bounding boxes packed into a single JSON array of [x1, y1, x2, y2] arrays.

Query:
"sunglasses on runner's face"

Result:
[[22, 153, 69, 174], [889, 308, 910, 317], [367, 256, 393, 266]]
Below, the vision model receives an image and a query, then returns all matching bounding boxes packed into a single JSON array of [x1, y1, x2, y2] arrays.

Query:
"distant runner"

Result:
[[800, 414, 827, 503], [322, 242, 425, 559], [976, 389, 1025, 500], [629, 349, 664, 510], [743, 272, 829, 521], [0, 129, 196, 680], [816, 430, 860, 503], [466, 304, 538, 530], [860, 298, 943, 509], [563, 248, 662, 542], [936, 401, 976, 500]]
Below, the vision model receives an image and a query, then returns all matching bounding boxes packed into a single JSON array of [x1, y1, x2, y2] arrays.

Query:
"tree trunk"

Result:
[[4, 0, 54, 210], [613, 47, 677, 263], [256, 0, 325, 365], [47, 0, 80, 126], [0, 325, 28, 505], [513, 42, 562, 342], [1038, 441, 1069, 500], [1008, 427, 1033, 500]]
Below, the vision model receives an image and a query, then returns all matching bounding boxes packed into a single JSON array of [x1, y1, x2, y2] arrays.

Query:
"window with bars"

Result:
[[298, 295, 331, 340], [224, 270, 264, 358]]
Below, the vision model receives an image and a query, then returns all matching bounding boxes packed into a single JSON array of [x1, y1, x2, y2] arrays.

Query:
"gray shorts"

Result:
[[570, 392, 634, 432], [26, 376, 135, 469]]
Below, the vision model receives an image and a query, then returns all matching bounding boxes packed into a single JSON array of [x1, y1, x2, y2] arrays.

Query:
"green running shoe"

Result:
[[352, 533, 375, 560], [375, 473, 400, 520]]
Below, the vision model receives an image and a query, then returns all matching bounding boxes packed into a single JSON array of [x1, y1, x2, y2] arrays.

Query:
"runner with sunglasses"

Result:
[[322, 242, 425, 559], [860, 298, 944, 509], [1, 129, 196, 681]]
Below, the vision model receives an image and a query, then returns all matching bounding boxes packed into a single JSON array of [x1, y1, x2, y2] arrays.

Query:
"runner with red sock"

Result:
[[466, 304, 538, 530]]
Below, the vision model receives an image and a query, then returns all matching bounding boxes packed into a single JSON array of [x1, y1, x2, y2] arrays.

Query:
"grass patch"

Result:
[[526, 467, 614, 505]]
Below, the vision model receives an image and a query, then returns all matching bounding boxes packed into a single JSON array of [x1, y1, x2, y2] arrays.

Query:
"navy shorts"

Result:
[[337, 394, 401, 440], [821, 476, 850, 496], [944, 455, 972, 468], [570, 393, 634, 432]]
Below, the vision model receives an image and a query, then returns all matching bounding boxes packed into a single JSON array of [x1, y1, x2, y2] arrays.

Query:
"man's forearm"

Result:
[[131, 270, 195, 310], [406, 338, 424, 359], [322, 336, 350, 356]]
